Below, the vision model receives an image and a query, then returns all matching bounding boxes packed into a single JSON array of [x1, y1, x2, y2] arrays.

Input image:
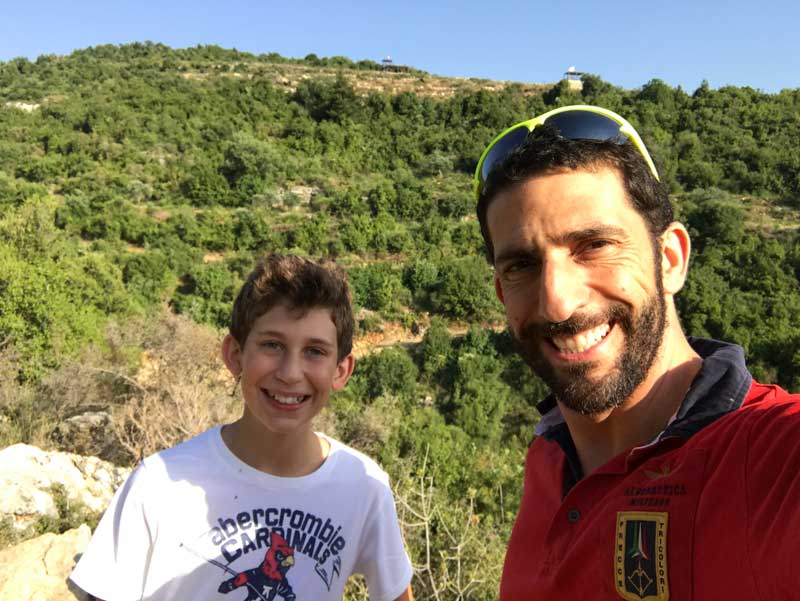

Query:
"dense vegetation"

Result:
[[2, 42, 800, 598]]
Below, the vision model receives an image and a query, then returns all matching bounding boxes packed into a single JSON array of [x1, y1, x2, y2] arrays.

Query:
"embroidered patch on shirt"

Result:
[[615, 511, 669, 600]]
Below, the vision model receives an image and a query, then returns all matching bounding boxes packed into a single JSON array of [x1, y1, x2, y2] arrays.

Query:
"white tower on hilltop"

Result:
[[564, 65, 584, 91]]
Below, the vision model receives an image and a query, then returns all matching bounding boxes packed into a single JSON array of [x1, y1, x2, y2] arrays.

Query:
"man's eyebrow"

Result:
[[494, 224, 628, 265], [551, 224, 628, 246], [494, 247, 540, 267]]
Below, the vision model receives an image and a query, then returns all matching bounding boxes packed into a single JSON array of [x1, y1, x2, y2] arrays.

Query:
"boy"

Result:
[[71, 254, 414, 601]]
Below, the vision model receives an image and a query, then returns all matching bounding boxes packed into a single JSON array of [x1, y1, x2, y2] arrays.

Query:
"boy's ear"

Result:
[[221, 334, 242, 376], [331, 353, 355, 392]]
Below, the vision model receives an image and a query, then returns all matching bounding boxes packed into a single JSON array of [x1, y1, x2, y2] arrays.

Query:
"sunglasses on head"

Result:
[[473, 105, 659, 200]]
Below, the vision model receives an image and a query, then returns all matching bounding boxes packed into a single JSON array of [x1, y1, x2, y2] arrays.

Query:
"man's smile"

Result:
[[550, 322, 612, 355]]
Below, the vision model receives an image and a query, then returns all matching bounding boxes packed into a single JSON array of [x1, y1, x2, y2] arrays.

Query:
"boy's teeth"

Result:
[[552, 323, 611, 354], [271, 392, 305, 405]]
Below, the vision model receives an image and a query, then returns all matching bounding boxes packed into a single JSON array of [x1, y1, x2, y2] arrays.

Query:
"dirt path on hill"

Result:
[[352, 322, 467, 357], [352, 322, 492, 357]]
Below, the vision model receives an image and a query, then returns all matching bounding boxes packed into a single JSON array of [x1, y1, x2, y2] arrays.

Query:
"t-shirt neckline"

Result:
[[209, 425, 341, 488]]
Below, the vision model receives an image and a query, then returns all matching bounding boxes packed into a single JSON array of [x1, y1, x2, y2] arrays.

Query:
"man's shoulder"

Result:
[[743, 380, 800, 406], [703, 381, 800, 449], [736, 381, 800, 426]]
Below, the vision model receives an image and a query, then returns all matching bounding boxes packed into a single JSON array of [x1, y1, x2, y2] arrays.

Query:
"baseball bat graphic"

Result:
[[179, 542, 270, 601]]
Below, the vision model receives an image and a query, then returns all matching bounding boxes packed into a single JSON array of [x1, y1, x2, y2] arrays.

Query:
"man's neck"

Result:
[[560, 330, 703, 476]]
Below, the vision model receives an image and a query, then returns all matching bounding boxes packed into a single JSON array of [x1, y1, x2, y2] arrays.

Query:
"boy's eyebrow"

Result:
[[252, 329, 335, 347]]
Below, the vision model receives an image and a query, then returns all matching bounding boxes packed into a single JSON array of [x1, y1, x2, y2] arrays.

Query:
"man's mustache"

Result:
[[519, 304, 629, 340]]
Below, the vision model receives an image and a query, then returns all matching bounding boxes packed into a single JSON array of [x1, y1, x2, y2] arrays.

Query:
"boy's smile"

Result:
[[223, 303, 354, 441], [265, 390, 309, 406]]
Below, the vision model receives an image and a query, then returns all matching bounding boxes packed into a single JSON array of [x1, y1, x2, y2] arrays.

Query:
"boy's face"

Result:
[[222, 303, 354, 440]]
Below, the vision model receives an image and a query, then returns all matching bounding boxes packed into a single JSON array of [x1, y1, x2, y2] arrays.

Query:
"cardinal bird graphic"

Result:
[[218, 531, 297, 600]]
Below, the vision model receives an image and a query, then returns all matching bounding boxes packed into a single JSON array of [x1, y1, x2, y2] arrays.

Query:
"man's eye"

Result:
[[582, 239, 613, 253], [501, 260, 536, 279]]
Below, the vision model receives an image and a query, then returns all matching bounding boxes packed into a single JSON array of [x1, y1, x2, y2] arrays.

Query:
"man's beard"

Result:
[[513, 284, 667, 416]]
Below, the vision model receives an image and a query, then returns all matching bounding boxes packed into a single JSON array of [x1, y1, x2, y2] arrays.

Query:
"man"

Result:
[[474, 105, 800, 600]]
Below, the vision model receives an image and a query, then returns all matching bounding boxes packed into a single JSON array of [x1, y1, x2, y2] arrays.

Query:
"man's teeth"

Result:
[[269, 392, 307, 405], [552, 323, 611, 353]]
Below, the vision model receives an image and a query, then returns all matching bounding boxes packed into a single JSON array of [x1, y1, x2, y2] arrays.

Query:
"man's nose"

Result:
[[538, 258, 588, 323]]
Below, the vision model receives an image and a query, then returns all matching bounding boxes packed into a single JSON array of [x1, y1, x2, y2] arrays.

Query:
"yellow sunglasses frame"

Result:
[[473, 104, 660, 200]]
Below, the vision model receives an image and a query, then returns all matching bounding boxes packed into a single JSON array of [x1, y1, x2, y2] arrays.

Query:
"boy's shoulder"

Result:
[[136, 427, 220, 482], [145, 426, 217, 461], [323, 433, 391, 488], [134, 429, 394, 499]]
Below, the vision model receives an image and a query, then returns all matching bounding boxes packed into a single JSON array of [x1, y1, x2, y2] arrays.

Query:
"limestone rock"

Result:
[[0, 444, 131, 530], [0, 525, 91, 600]]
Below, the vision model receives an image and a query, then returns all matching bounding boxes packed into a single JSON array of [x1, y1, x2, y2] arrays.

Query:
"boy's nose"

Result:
[[276, 354, 303, 383]]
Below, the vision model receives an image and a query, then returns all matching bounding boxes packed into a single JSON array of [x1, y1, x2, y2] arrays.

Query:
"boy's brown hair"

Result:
[[229, 254, 354, 360]]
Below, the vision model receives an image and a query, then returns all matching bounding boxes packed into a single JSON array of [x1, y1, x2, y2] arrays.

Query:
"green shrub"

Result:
[[358, 347, 419, 401], [430, 256, 500, 320]]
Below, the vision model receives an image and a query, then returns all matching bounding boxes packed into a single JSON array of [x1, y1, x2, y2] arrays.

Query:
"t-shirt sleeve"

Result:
[[69, 461, 156, 601], [353, 477, 413, 601], [745, 397, 800, 596]]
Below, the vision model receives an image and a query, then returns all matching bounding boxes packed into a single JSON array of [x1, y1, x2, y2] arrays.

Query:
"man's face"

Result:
[[487, 167, 666, 415]]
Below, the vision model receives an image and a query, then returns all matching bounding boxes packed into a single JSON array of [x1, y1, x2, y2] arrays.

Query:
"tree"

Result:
[[292, 75, 359, 123], [416, 317, 452, 379], [430, 256, 500, 320], [359, 347, 419, 401]]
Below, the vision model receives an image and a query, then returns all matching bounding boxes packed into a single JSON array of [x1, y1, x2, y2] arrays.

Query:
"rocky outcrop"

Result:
[[0, 444, 131, 531], [50, 410, 126, 463], [0, 525, 90, 600]]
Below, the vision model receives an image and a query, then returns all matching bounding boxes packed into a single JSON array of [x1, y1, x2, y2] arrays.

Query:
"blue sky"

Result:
[[1, 0, 798, 93]]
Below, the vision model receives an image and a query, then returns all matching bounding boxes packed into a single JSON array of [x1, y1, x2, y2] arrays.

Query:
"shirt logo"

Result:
[[615, 511, 669, 600], [643, 462, 677, 481]]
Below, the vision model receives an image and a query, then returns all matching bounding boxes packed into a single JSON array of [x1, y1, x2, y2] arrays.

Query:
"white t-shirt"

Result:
[[70, 427, 412, 601]]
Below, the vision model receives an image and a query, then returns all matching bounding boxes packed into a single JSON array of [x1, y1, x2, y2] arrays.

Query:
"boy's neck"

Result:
[[221, 420, 330, 477]]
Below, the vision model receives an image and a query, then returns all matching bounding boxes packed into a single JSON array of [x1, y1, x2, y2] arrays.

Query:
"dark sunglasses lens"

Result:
[[480, 126, 530, 182], [545, 111, 629, 143]]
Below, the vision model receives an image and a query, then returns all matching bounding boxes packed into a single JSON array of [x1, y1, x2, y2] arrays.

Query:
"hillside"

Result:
[[182, 60, 552, 98], [1, 42, 800, 600]]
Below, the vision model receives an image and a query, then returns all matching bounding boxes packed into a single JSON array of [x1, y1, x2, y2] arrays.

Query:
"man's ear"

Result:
[[494, 273, 505, 304], [331, 353, 355, 392], [221, 334, 242, 377], [660, 221, 691, 295]]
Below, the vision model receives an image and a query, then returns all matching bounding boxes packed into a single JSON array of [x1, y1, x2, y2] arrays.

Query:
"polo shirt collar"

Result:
[[534, 337, 752, 453]]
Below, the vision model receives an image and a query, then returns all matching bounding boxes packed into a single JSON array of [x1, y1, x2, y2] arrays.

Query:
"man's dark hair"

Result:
[[476, 125, 673, 262], [229, 254, 354, 360]]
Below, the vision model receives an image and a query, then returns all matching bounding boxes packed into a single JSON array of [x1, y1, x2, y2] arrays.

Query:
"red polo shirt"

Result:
[[500, 339, 800, 600]]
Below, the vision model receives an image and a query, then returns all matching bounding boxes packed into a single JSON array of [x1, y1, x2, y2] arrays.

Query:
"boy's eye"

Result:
[[305, 347, 326, 358], [260, 340, 282, 351]]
